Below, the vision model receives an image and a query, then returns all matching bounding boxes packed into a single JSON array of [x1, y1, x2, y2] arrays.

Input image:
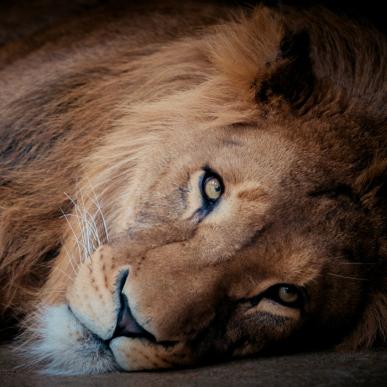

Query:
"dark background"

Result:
[[0, 0, 385, 33], [233, 0, 385, 33]]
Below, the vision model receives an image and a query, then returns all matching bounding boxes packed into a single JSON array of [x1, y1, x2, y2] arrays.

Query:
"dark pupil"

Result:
[[283, 286, 294, 294], [213, 181, 221, 191]]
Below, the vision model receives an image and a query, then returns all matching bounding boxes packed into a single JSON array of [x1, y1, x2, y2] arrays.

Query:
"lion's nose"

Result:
[[112, 293, 156, 341]]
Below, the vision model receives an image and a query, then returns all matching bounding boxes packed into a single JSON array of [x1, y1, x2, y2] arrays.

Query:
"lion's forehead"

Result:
[[111, 127, 301, 234]]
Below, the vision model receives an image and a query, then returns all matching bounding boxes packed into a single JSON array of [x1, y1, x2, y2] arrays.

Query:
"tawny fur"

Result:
[[0, 1, 386, 374]]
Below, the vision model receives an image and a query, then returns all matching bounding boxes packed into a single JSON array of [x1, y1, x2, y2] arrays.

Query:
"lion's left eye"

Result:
[[245, 284, 305, 309], [201, 170, 224, 203]]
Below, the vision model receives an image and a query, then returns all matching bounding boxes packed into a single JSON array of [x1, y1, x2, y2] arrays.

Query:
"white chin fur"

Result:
[[22, 304, 117, 375]]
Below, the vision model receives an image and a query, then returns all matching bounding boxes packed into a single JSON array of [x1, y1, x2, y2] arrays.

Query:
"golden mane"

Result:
[[0, 4, 386, 353]]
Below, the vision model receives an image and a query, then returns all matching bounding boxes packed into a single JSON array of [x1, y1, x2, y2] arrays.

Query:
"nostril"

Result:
[[113, 293, 156, 341]]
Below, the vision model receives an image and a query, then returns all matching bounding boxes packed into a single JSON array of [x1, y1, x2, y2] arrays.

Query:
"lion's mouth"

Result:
[[110, 283, 177, 348], [112, 293, 156, 341], [105, 270, 177, 347]]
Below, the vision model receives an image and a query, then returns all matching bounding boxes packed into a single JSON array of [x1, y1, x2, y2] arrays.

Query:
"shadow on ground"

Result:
[[1, 346, 387, 387]]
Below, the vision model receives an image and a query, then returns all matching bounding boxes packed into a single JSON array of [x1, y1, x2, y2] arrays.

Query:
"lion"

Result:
[[0, 1, 386, 375]]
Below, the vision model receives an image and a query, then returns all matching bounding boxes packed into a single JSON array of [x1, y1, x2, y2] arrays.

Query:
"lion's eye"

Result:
[[204, 177, 222, 201], [277, 285, 299, 304], [201, 170, 224, 203], [264, 284, 304, 308]]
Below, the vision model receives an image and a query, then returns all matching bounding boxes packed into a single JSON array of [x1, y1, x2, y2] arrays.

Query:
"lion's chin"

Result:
[[24, 304, 185, 374], [24, 304, 116, 375]]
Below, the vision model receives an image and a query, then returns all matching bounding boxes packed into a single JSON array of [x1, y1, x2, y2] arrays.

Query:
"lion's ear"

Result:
[[255, 29, 316, 112]]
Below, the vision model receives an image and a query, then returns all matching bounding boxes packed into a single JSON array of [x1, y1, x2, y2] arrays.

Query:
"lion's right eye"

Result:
[[200, 169, 224, 205]]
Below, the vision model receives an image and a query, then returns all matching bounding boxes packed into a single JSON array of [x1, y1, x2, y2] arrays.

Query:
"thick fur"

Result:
[[0, 1, 386, 374]]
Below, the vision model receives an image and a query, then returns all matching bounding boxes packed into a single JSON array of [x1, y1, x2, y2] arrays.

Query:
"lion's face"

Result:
[[35, 120, 376, 373], [3, 4, 385, 376]]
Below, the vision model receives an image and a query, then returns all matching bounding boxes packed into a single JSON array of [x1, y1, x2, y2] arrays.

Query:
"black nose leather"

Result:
[[113, 293, 155, 341]]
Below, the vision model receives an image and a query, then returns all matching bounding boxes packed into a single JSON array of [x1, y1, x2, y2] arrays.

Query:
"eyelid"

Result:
[[241, 284, 306, 310]]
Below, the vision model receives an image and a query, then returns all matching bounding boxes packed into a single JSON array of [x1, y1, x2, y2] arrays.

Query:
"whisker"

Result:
[[51, 266, 74, 282], [66, 191, 92, 262], [85, 179, 110, 243], [41, 290, 67, 295], [78, 189, 92, 262], [69, 211, 98, 258], [62, 245, 78, 275], [336, 262, 378, 265], [78, 186, 104, 259], [327, 273, 368, 281], [60, 207, 85, 264], [63, 183, 109, 266]]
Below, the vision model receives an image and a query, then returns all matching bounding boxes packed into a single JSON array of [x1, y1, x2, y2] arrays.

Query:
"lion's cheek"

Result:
[[66, 245, 125, 341]]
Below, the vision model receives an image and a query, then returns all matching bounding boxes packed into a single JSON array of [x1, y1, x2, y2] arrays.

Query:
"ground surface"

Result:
[[1, 346, 387, 387]]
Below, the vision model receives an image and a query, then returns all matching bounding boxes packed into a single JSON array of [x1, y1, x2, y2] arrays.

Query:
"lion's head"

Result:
[[0, 4, 386, 375]]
